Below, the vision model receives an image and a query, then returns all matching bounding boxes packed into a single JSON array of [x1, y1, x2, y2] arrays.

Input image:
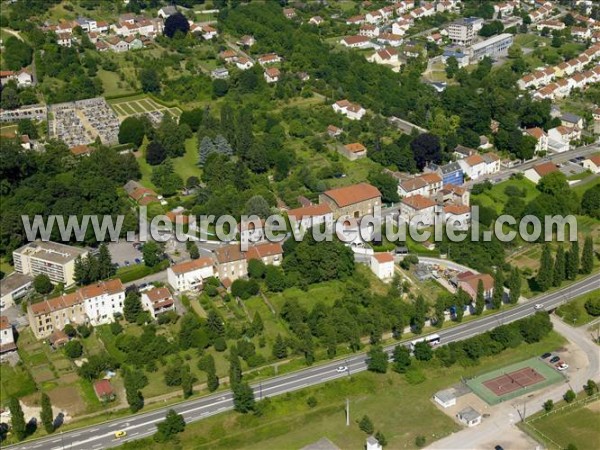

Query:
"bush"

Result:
[[584, 297, 600, 316], [404, 367, 426, 385], [543, 399, 554, 412], [64, 340, 83, 359], [77, 324, 92, 338], [563, 389, 576, 403], [415, 436, 427, 448], [110, 322, 123, 336], [306, 396, 317, 408], [213, 337, 227, 352]]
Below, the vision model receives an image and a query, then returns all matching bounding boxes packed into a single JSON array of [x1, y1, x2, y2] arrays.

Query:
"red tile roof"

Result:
[[401, 194, 436, 210], [287, 203, 332, 219], [246, 242, 283, 261], [533, 161, 559, 176], [322, 183, 381, 208], [372, 252, 394, 263], [170, 257, 214, 274], [94, 379, 114, 398]]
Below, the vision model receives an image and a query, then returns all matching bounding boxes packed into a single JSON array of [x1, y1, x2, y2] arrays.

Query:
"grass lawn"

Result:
[[120, 330, 566, 450], [522, 395, 600, 450], [0, 257, 13, 276], [172, 136, 202, 182], [97, 69, 136, 98], [472, 177, 539, 214], [0, 364, 37, 403], [556, 289, 600, 326], [266, 280, 347, 314]]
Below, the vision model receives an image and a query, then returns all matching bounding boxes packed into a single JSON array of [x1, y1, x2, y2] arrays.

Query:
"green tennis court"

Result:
[[466, 357, 565, 405]]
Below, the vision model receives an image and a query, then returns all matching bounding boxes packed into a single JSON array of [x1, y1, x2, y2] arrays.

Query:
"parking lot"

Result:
[[107, 241, 143, 267]]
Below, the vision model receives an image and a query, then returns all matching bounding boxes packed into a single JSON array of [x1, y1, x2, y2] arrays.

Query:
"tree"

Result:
[[581, 184, 600, 219], [410, 133, 442, 170], [415, 435, 427, 448], [181, 365, 193, 399], [250, 311, 264, 336], [553, 244, 566, 287], [265, 266, 286, 292], [198, 136, 216, 165], [445, 56, 459, 79], [272, 334, 288, 359], [233, 381, 255, 413], [64, 340, 83, 359], [142, 241, 163, 267], [40, 393, 54, 434], [492, 268, 504, 309], [124, 291, 143, 323], [198, 355, 219, 392], [248, 259, 266, 279], [375, 431, 387, 447], [359, 415, 374, 434], [479, 20, 504, 37], [563, 389, 576, 403], [392, 345, 411, 373], [188, 243, 199, 259], [3, 37, 33, 70], [584, 379, 599, 396], [474, 279, 485, 315], [581, 236, 594, 275], [8, 397, 26, 440], [543, 399, 554, 412], [584, 297, 600, 316], [140, 68, 160, 93], [229, 350, 243, 388], [213, 135, 233, 156], [410, 296, 427, 334], [154, 409, 186, 442], [536, 244, 554, 292], [118, 117, 145, 147], [33, 274, 53, 294], [97, 244, 115, 280], [508, 266, 521, 304], [566, 240, 580, 280], [413, 341, 433, 361], [164, 13, 190, 38], [367, 345, 388, 373], [368, 170, 400, 203], [212, 78, 229, 97], [244, 195, 271, 218], [17, 119, 39, 139]]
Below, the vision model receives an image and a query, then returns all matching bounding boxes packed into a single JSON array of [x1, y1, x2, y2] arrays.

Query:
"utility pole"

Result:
[[346, 398, 350, 426]]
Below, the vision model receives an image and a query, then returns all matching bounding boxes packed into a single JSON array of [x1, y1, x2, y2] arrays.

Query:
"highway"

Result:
[[8, 273, 599, 450]]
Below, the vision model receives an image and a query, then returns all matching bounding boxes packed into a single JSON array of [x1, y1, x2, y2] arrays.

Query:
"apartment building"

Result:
[[13, 241, 88, 286], [470, 33, 513, 62], [448, 17, 483, 46], [141, 287, 175, 318], [167, 257, 215, 292]]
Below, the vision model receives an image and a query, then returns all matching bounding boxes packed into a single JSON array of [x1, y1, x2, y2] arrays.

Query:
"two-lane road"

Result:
[[8, 273, 599, 450]]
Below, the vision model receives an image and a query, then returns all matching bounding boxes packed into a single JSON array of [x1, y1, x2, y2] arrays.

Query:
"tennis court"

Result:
[[466, 357, 565, 405]]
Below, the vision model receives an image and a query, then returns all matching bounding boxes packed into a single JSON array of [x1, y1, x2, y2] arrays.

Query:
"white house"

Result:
[[264, 67, 280, 83], [236, 57, 254, 70], [370, 252, 395, 282], [400, 194, 437, 226], [458, 154, 486, 180], [365, 11, 384, 24], [158, 5, 178, 19], [340, 35, 371, 48], [443, 204, 471, 231], [238, 219, 266, 243], [141, 287, 175, 318], [398, 173, 442, 198], [457, 407, 482, 427], [368, 47, 399, 66], [582, 155, 600, 174], [80, 279, 126, 326], [524, 127, 549, 153], [524, 161, 559, 184], [0, 316, 16, 357], [548, 126, 580, 152], [0, 273, 32, 310], [258, 53, 281, 66], [433, 389, 457, 408], [287, 204, 333, 232], [392, 20, 411, 36], [167, 257, 215, 292], [246, 242, 284, 267], [332, 99, 366, 120], [366, 435, 383, 450], [309, 16, 324, 26], [481, 153, 501, 175], [360, 24, 380, 38]]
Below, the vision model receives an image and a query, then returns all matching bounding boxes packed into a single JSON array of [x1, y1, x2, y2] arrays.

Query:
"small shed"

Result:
[[48, 330, 69, 348], [94, 379, 116, 402], [457, 406, 482, 427], [433, 388, 457, 408]]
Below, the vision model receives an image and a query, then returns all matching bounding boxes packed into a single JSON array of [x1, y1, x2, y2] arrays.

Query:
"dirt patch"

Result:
[[585, 399, 600, 413], [33, 366, 56, 383], [48, 385, 85, 417], [59, 373, 80, 384]]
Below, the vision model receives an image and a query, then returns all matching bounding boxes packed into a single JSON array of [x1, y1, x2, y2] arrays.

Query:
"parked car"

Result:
[[134, 258, 141, 264], [124, 260, 130, 266], [556, 362, 569, 371], [541, 352, 552, 359], [550, 356, 560, 363]]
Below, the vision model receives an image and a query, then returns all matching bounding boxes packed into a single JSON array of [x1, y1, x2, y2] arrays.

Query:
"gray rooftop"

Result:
[[561, 112, 582, 123], [441, 161, 462, 174], [435, 388, 456, 403], [366, 436, 380, 445], [0, 272, 33, 294], [458, 406, 481, 421], [14, 241, 88, 264]]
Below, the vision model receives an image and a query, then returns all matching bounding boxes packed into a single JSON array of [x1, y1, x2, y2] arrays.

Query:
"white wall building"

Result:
[[80, 279, 126, 326], [141, 287, 175, 318], [167, 257, 215, 292], [0, 316, 16, 357], [287, 204, 333, 232], [370, 252, 395, 282]]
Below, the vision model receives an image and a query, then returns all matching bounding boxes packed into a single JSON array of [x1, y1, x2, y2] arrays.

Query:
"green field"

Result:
[[172, 136, 202, 182], [472, 177, 539, 214], [466, 357, 565, 405], [97, 69, 137, 98], [523, 395, 600, 450], [556, 289, 600, 326]]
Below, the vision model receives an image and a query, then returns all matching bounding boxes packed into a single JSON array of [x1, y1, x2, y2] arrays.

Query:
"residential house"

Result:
[[458, 154, 486, 180], [571, 26, 592, 41], [457, 407, 482, 427], [158, 5, 178, 19], [0, 316, 16, 357], [283, 8, 297, 19], [246, 242, 284, 266], [368, 47, 400, 66], [219, 49, 238, 63], [237, 35, 255, 47], [258, 53, 282, 66], [560, 113, 584, 130], [141, 287, 175, 318], [457, 272, 494, 300], [524, 127, 549, 153], [443, 204, 471, 230], [0, 273, 32, 309], [214, 244, 248, 283], [346, 15, 366, 26], [94, 379, 116, 402], [332, 99, 366, 120], [425, 161, 464, 186], [167, 257, 215, 292], [360, 24, 380, 38], [237, 219, 266, 243], [453, 144, 477, 159], [398, 173, 442, 198], [400, 194, 437, 226], [377, 33, 404, 47], [106, 36, 129, 52], [433, 389, 457, 408], [370, 252, 395, 282], [56, 32, 73, 47], [524, 161, 559, 184], [582, 154, 600, 174], [13, 241, 88, 286], [548, 126, 580, 152], [309, 16, 324, 26], [287, 204, 333, 231], [481, 153, 501, 175], [211, 67, 229, 80], [327, 125, 343, 137], [439, 184, 470, 206], [340, 142, 367, 161], [80, 279, 126, 326], [236, 57, 254, 70], [264, 67, 280, 83], [340, 35, 371, 48], [365, 11, 384, 24], [392, 19, 411, 36], [319, 183, 382, 219], [536, 20, 565, 31]]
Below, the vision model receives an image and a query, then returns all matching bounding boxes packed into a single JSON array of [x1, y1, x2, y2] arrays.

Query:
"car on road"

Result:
[[556, 362, 569, 371], [575, 156, 585, 162], [550, 356, 561, 364], [115, 430, 127, 438], [534, 303, 544, 310], [335, 366, 348, 373], [541, 352, 552, 359]]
